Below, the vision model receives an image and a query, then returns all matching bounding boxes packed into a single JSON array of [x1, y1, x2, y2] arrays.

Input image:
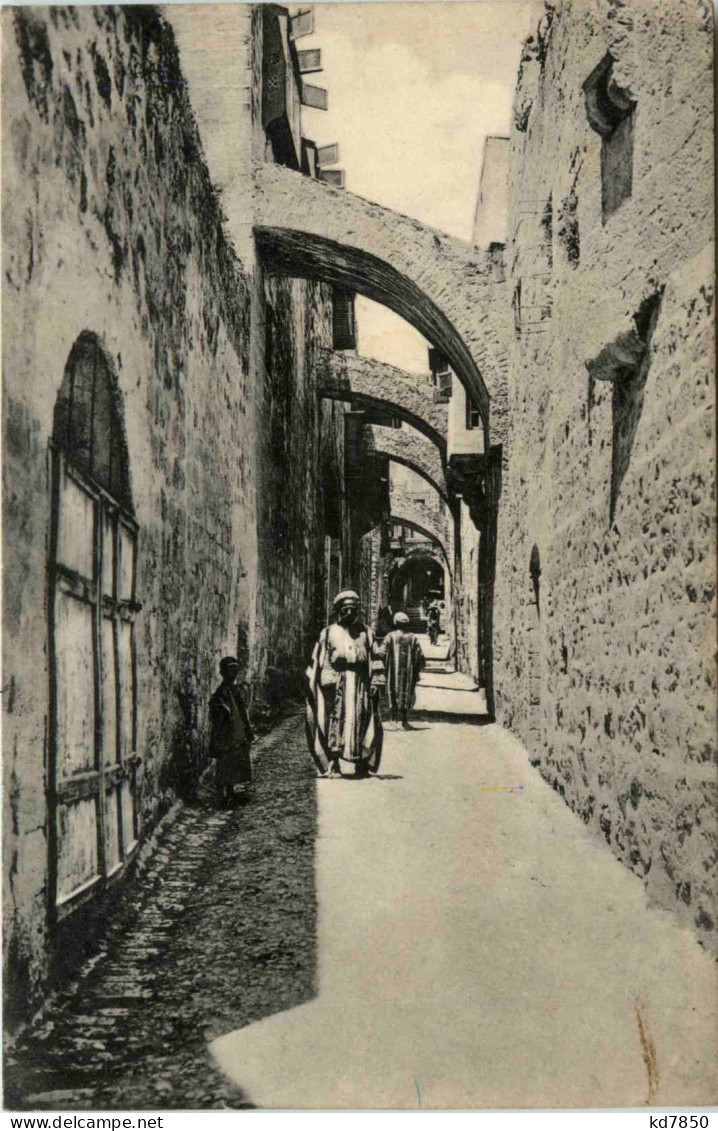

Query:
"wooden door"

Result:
[[49, 452, 140, 920]]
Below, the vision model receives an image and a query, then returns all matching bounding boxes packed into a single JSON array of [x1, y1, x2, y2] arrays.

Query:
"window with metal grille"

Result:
[[49, 333, 140, 920]]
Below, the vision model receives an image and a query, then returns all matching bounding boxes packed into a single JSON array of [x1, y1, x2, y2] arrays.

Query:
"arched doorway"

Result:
[[49, 332, 140, 929], [389, 551, 445, 631]]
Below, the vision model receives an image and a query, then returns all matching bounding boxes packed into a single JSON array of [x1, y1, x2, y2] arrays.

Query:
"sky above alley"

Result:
[[300, 2, 534, 371]]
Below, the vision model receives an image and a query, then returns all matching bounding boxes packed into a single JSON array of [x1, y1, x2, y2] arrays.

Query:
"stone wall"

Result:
[[2, 5, 345, 1020], [254, 273, 340, 710], [357, 526, 383, 630], [494, 0, 716, 949], [455, 503, 481, 685]]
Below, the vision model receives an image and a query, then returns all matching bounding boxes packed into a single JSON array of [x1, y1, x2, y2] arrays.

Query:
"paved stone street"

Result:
[[213, 674, 718, 1109], [7, 676, 718, 1111]]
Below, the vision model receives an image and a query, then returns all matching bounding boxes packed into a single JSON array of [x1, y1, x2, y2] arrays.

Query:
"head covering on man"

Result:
[[393, 612, 410, 626], [332, 589, 360, 610]]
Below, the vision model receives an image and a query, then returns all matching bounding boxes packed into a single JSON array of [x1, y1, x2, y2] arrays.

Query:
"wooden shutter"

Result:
[[333, 289, 356, 350], [317, 143, 339, 167], [319, 169, 345, 188], [301, 139, 318, 179], [301, 82, 328, 111], [297, 48, 321, 73], [602, 111, 634, 219], [290, 9, 314, 40]]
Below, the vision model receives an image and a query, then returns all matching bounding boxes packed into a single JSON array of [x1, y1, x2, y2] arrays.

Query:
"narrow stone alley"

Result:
[[4, 5, 715, 1074], [8, 670, 717, 1110]]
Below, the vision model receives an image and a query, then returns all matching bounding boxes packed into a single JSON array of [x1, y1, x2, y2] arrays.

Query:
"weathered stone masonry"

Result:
[[2, 6, 347, 1021], [3, 0, 715, 1032], [494, 0, 716, 949]]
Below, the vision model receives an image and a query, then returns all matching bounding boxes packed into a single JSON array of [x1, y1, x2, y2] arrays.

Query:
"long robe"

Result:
[[306, 621, 383, 774], [209, 682, 254, 792], [383, 629, 425, 712]]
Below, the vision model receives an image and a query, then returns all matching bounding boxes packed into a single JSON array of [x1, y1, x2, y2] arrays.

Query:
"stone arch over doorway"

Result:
[[388, 548, 446, 620]]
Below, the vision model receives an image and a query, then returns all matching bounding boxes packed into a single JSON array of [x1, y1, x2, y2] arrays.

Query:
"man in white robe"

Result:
[[305, 590, 383, 778]]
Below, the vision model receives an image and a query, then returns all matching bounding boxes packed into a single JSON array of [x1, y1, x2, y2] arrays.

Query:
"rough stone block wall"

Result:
[[358, 526, 383, 630], [2, 5, 344, 1018], [455, 503, 481, 685], [494, 0, 716, 950], [254, 273, 336, 709]]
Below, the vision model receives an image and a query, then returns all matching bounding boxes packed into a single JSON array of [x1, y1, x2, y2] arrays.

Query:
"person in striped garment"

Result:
[[305, 590, 383, 779], [382, 611, 426, 730]]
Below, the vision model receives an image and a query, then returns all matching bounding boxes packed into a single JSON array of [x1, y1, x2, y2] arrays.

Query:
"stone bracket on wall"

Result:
[[447, 446, 503, 528], [447, 453, 487, 526]]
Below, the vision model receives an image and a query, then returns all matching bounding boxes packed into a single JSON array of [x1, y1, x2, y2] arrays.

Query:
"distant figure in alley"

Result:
[[306, 590, 383, 779], [427, 599, 441, 646], [383, 611, 426, 729], [209, 657, 255, 805]]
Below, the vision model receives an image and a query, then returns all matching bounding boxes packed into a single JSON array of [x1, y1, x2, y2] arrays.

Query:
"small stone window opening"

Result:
[[583, 54, 636, 222], [429, 348, 452, 402], [49, 332, 140, 919], [529, 543, 541, 617], [557, 188, 580, 265], [512, 279, 522, 336], [466, 394, 482, 431]]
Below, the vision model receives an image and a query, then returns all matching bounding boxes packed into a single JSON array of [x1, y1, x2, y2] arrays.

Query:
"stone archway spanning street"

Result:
[[388, 515, 451, 568], [362, 424, 448, 501], [317, 350, 447, 455], [251, 160, 506, 714], [252, 161, 512, 446]]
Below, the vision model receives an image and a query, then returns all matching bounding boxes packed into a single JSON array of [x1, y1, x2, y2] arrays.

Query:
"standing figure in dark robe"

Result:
[[306, 589, 383, 779], [383, 611, 425, 729], [427, 600, 441, 645], [209, 657, 254, 805]]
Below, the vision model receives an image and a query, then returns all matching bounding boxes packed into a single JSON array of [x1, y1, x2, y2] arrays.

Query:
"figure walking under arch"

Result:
[[383, 611, 425, 730]]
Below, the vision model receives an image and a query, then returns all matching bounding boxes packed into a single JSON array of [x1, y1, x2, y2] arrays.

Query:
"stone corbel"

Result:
[[583, 53, 635, 137], [447, 454, 487, 527], [585, 329, 646, 383]]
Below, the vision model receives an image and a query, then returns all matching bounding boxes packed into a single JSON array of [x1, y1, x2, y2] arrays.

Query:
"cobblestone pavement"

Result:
[[6, 711, 317, 1111]]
